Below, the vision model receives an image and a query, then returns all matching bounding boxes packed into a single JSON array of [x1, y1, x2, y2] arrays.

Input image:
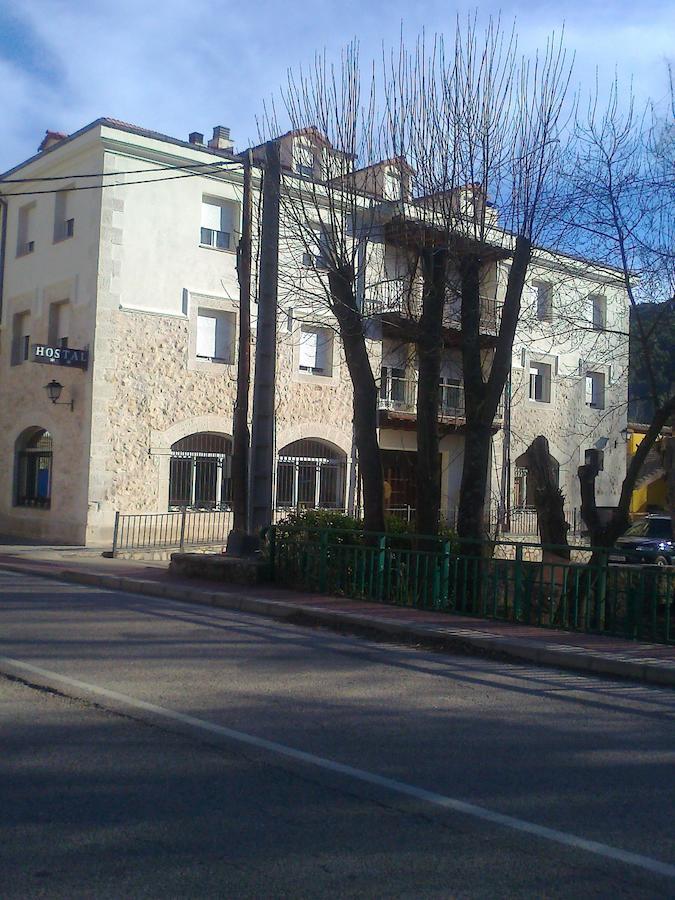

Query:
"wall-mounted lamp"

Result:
[[44, 379, 74, 411]]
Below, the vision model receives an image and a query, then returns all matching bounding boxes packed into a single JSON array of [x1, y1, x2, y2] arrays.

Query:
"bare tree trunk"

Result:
[[524, 435, 570, 558], [457, 236, 532, 545], [662, 435, 675, 539], [329, 270, 385, 533], [416, 247, 448, 536]]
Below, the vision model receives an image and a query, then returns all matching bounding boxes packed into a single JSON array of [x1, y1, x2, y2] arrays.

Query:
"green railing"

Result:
[[270, 526, 675, 644]]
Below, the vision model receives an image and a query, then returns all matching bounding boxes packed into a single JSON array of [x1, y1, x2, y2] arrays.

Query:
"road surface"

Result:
[[1, 569, 674, 898]]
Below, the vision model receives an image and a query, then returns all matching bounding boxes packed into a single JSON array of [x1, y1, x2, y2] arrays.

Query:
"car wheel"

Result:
[[654, 555, 669, 567]]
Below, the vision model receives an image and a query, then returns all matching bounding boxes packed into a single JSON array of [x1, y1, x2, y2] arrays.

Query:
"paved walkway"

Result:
[[0, 543, 673, 686]]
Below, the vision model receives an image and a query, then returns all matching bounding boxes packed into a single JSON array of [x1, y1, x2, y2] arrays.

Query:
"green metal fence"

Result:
[[270, 526, 674, 644]]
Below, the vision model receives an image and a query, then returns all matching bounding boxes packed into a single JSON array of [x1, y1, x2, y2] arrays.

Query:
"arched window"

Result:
[[169, 432, 232, 510], [276, 439, 346, 510], [15, 428, 52, 508]]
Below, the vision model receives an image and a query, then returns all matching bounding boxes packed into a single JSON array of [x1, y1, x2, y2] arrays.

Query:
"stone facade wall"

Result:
[[0, 143, 103, 544]]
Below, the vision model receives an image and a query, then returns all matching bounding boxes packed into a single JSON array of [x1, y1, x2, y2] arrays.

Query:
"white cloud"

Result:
[[1, 0, 672, 171]]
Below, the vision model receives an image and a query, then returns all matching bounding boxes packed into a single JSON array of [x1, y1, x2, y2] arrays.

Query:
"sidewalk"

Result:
[[0, 545, 674, 687]]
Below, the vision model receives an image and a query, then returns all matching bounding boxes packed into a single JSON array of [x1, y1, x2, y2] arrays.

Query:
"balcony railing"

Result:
[[363, 281, 502, 335], [379, 371, 503, 424]]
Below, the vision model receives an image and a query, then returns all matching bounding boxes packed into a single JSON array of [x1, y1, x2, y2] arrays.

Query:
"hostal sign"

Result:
[[33, 344, 89, 370]]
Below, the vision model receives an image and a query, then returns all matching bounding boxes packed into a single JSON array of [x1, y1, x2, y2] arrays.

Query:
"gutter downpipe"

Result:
[[0, 197, 7, 324]]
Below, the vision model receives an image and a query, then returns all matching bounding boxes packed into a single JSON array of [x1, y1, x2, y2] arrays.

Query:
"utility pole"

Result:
[[249, 140, 281, 535], [231, 149, 253, 536]]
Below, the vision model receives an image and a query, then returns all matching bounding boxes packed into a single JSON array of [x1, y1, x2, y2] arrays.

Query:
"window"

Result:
[[11, 311, 30, 366], [53, 189, 74, 242], [196, 309, 235, 363], [15, 428, 52, 508], [529, 362, 551, 403], [591, 294, 607, 330], [585, 371, 605, 409], [534, 281, 553, 321], [200, 197, 237, 250], [439, 377, 464, 416], [384, 170, 401, 200], [16, 203, 36, 256], [380, 366, 409, 409], [169, 433, 232, 509], [298, 325, 332, 376], [48, 301, 70, 348], [302, 225, 331, 270], [276, 439, 346, 510], [294, 139, 315, 177]]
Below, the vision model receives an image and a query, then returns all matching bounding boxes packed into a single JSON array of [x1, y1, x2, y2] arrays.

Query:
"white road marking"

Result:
[[2, 655, 674, 879]]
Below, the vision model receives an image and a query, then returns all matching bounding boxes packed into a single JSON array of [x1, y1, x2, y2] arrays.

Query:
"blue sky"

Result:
[[0, 0, 672, 171]]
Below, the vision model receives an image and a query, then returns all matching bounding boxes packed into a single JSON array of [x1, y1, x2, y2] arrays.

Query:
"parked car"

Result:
[[610, 515, 674, 566]]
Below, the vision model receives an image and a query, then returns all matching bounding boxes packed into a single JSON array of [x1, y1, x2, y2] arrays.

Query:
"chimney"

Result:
[[38, 130, 68, 152], [189, 131, 204, 146], [208, 125, 234, 154]]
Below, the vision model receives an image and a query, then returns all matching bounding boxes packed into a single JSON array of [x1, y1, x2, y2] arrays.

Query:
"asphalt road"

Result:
[[1, 569, 674, 899]]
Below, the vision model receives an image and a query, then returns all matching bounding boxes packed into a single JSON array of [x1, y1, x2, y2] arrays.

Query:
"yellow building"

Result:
[[628, 424, 669, 515]]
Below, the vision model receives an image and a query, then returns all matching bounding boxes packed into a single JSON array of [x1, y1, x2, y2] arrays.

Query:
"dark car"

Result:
[[610, 515, 674, 566]]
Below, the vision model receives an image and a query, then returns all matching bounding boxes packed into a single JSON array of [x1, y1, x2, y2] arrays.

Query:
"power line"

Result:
[[0, 157, 242, 184], [0, 165, 245, 198]]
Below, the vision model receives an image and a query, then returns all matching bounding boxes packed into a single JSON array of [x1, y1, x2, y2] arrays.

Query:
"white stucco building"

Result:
[[0, 119, 628, 546]]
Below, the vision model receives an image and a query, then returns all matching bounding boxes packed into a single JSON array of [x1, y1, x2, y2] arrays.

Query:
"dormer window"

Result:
[[294, 138, 315, 178]]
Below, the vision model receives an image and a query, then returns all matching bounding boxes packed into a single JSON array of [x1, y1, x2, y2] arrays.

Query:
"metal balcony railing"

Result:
[[363, 282, 502, 335], [379, 372, 504, 423]]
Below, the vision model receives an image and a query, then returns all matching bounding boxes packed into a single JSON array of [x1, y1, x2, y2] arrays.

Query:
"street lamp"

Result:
[[44, 379, 74, 411]]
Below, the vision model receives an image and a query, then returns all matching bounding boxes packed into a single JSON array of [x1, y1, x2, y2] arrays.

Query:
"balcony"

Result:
[[363, 280, 502, 340], [379, 370, 503, 429]]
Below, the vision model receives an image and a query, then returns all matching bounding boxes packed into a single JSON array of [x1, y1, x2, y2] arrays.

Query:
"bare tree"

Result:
[[572, 78, 675, 547], [379, 20, 574, 540], [259, 45, 389, 532]]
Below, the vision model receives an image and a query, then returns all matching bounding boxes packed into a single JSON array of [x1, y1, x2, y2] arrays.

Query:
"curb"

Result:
[[2, 560, 674, 688]]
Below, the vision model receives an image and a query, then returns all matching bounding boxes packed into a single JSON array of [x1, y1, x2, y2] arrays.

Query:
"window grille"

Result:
[[276, 439, 346, 510], [168, 432, 233, 510]]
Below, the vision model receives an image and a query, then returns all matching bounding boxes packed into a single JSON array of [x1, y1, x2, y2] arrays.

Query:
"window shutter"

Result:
[[299, 328, 318, 369], [201, 201, 222, 231], [197, 314, 217, 358], [315, 329, 330, 372], [215, 314, 232, 361], [585, 374, 594, 405]]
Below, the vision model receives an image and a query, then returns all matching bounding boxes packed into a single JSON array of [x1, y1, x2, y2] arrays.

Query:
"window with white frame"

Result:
[[200, 197, 237, 250], [298, 325, 332, 376], [585, 370, 605, 409], [293, 138, 316, 177], [590, 294, 607, 330], [196, 309, 235, 363], [48, 300, 70, 348], [534, 280, 553, 321], [529, 361, 551, 403], [16, 203, 36, 256], [380, 365, 409, 409], [53, 189, 74, 242]]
